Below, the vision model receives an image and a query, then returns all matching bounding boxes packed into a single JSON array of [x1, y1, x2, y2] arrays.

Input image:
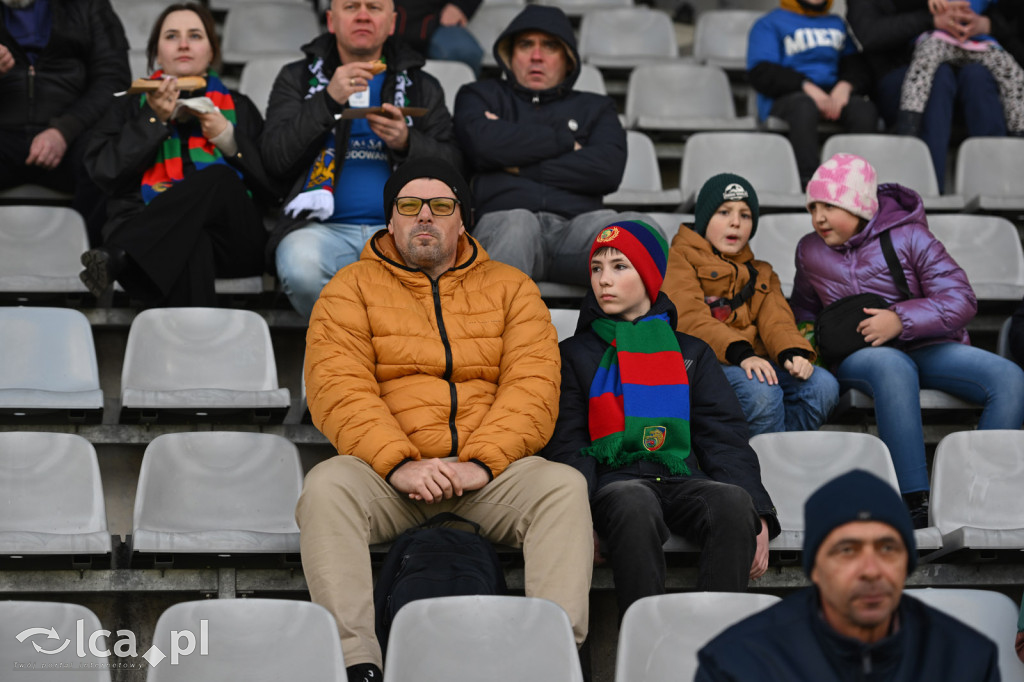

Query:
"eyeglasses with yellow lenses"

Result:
[[394, 196, 460, 216]]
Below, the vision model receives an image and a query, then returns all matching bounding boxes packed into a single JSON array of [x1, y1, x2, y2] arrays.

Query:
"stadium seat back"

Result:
[[615, 592, 781, 682], [383, 595, 583, 682], [132, 432, 302, 554], [0, 432, 110, 556]]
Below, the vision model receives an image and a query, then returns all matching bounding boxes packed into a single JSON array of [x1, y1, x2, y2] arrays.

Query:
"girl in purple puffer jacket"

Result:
[[790, 153, 1024, 527]]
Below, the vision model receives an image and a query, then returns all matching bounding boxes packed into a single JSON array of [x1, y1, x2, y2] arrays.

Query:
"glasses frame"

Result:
[[393, 196, 461, 217]]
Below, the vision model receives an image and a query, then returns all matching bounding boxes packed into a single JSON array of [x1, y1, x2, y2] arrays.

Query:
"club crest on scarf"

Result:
[[642, 426, 667, 452]]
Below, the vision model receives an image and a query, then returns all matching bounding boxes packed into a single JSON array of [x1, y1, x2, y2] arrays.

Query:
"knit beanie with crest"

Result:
[[692, 173, 760, 239], [590, 220, 669, 304]]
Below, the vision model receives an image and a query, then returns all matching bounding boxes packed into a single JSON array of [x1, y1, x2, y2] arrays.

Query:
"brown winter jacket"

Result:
[[662, 225, 814, 366], [305, 229, 560, 479]]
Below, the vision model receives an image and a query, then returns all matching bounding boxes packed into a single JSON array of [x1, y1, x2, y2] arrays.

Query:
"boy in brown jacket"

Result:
[[661, 173, 838, 435]]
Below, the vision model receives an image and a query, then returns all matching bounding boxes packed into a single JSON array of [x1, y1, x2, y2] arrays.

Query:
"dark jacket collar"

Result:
[[575, 290, 679, 335]]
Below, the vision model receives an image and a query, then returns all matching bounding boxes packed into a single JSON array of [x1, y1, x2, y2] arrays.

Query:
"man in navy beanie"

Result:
[[696, 470, 999, 681]]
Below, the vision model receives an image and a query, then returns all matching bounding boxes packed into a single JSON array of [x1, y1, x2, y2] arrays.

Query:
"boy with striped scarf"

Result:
[[543, 220, 781, 617]]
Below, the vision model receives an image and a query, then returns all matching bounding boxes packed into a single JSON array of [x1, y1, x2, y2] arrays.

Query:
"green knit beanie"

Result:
[[692, 173, 760, 238]]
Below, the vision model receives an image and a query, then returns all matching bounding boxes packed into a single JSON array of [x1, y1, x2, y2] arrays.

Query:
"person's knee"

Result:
[[595, 480, 660, 518], [786, 94, 822, 125], [474, 209, 541, 239], [700, 485, 759, 545], [276, 229, 329, 292], [929, 63, 958, 100], [741, 381, 785, 425], [296, 457, 370, 522]]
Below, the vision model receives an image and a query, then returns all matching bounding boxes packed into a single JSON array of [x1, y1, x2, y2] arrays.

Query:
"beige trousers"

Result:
[[295, 455, 594, 668]]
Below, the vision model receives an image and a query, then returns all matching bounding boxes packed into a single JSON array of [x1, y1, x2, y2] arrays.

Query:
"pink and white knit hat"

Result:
[[805, 153, 879, 221]]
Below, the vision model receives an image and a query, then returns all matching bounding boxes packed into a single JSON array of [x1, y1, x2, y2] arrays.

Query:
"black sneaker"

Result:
[[347, 663, 382, 682], [79, 247, 125, 298]]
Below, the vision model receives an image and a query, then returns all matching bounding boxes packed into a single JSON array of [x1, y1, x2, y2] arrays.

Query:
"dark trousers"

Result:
[[874, 63, 1007, 191], [0, 127, 106, 245], [770, 91, 879, 187], [592, 477, 760, 618], [107, 165, 267, 307]]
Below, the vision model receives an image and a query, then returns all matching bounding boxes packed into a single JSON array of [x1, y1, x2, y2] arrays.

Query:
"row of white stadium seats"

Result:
[[2, 429, 1023, 566], [1, 588, 1020, 682]]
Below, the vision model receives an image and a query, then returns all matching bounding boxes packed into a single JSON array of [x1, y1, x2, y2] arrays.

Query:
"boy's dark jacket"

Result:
[[542, 291, 780, 538]]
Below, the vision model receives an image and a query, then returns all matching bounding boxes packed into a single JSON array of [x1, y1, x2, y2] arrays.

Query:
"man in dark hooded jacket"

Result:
[[453, 5, 648, 288]]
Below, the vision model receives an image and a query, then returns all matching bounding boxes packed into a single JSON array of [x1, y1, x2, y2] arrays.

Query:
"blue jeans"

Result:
[[875, 63, 1006, 191], [837, 343, 1024, 494], [275, 222, 382, 318], [721, 362, 839, 436], [428, 25, 483, 77]]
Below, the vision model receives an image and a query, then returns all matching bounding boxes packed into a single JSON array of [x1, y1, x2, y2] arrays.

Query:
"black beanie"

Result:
[[382, 158, 473, 227], [691, 173, 759, 238], [803, 470, 918, 577]]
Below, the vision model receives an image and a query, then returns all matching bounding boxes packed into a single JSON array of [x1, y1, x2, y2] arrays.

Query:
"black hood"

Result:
[[493, 5, 581, 98], [575, 289, 680, 335]]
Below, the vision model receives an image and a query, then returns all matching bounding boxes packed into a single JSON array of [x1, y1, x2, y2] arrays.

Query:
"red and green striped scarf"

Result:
[[139, 70, 239, 204], [585, 312, 692, 475]]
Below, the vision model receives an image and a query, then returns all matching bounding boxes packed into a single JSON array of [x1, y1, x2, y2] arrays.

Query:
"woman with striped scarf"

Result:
[[82, 2, 276, 306]]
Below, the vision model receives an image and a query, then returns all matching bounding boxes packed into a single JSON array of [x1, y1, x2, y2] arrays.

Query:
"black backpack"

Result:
[[373, 512, 507, 657]]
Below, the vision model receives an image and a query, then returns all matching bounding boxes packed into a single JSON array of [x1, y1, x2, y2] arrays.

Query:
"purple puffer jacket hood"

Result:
[[791, 183, 976, 349]]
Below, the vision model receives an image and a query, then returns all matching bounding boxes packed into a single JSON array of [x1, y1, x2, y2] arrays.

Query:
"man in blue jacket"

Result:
[[453, 5, 647, 288], [696, 470, 1000, 681]]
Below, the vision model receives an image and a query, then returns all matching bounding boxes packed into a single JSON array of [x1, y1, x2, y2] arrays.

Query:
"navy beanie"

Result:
[[803, 470, 917, 577], [691, 173, 759, 238], [383, 158, 473, 227]]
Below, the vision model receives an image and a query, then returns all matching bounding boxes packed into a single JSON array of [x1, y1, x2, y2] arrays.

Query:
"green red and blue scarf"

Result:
[[139, 70, 239, 204], [585, 313, 693, 474]]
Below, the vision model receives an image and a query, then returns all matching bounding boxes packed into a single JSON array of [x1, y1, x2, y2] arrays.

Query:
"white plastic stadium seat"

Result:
[[575, 64, 608, 95], [604, 131, 684, 209], [615, 592, 782, 682], [239, 55, 296, 117], [578, 8, 678, 69], [532, 0, 633, 17], [131, 432, 302, 562], [927, 430, 1024, 562], [383, 596, 583, 682], [927, 214, 1024, 301], [821, 134, 964, 211], [645, 213, 694, 242], [119, 307, 291, 423], [746, 212, 812, 298], [549, 308, 581, 342], [423, 59, 476, 116], [954, 136, 1024, 213], [0, 307, 103, 422], [147, 599, 345, 682], [750, 431, 941, 553], [905, 588, 1024, 682], [467, 6, 523, 68], [0, 432, 111, 561], [0, 205, 90, 297], [678, 132, 804, 210], [625, 63, 757, 134], [220, 3, 317, 65], [112, 1, 166, 51], [693, 10, 763, 72], [0, 601, 111, 681]]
